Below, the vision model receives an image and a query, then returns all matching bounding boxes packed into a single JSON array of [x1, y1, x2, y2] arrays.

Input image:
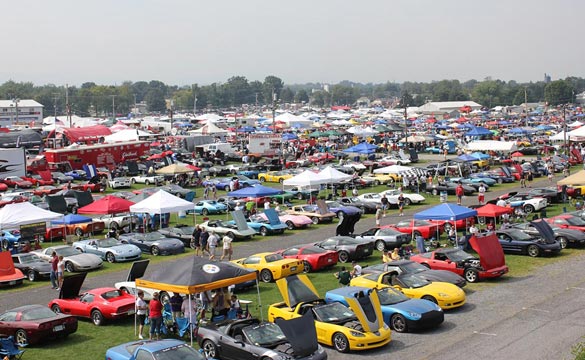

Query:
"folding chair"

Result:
[[0, 336, 26, 360]]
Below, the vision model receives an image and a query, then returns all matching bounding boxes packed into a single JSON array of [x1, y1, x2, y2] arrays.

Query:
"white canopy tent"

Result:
[[189, 121, 228, 135], [374, 164, 412, 174], [465, 140, 517, 152], [318, 166, 353, 182], [283, 169, 328, 187], [129, 190, 194, 214], [103, 129, 155, 143], [0, 202, 63, 229]]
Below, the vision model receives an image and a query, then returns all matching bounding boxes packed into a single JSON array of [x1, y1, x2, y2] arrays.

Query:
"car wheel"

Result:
[[15, 329, 28, 346], [27, 270, 37, 282], [332, 332, 350, 353], [391, 314, 408, 333], [557, 236, 568, 249], [131, 178, 136, 184], [75, 228, 83, 236], [421, 262, 431, 269], [464, 268, 479, 283], [286, 221, 295, 230], [227, 232, 235, 239], [311, 217, 319, 225], [106, 252, 116, 263], [151, 246, 160, 256], [110, 222, 119, 230], [337, 211, 344, 219], [279, 178, 284, 183], [443, 223, 452, 232], [403, 197, 412, 206], [65, 261, 75, 273], [259, 227, 268, 236], [202, 208, 209, 216], [374, 180, 381, 186], [51, 304, 62, 313], [421, 295, 438, 304], [260, 269, 273, 283], [432, 189, 439, 196], [91, 309, 104, 326], [524, 204, 535, 213], [527, 244, 540, 257], [375, 240, 386, 252], [302, 261, 312, 273], [202, 340, 219, 359], [259, 177, 266, 182], [497, 178, 503, 184], [296, 192, 304, 200], [338, 251, 349, 263], [145, 180, 150, 185]]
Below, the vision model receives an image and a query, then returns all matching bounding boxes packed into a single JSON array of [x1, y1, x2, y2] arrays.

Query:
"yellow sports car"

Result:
[[258, 171, 293, 183], [267, 275, 391, 353], [361, 173, 401, 185], [232, 252, 304, 283], [350, 272, 466, 310]]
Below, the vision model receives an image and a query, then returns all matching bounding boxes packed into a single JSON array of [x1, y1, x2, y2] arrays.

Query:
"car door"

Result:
[[497, 233, 521, 253], [219, 334, 257, 360], [84, 242, 102, 257], [318, 239, 339, 251], [69, 293, 94, 317]]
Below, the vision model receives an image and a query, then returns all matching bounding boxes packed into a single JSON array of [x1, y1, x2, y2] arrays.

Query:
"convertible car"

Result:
[[118, 232, 185, 256], [191, 200, 228, 215], [32, 245, 103, 273], [257, 210, 312, 230], [0, 304, 78, 345], [48, 273, 136, 326], [275, 245, 338, 273], [232, 252, 304, 283], [384, 219, 444, 239], [325, 286, 444, 333], [241, 211, 287, 236], [362, 260, 467, 288], [157, 225, 196, 247], [267, 275, 391, 353], [351, 227, 411, 252], [496, 227, 562, 257], [338, 197, 378, 213], [106, 339, 205, 360], [199, 218, 256, 240], [198, 317, 327, 360], [379, 189, 426, 206], [429, 182, 476, 196], [288, 204, 335, 225], [72, 238, 142, 263], [512, 221, 585, 249], [314, 236, 375, 263]]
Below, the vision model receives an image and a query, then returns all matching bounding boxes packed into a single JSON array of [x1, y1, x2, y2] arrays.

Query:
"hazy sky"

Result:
[[1, 0, 583, 86]]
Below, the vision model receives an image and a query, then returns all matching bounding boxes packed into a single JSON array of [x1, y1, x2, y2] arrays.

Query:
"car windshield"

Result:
[[249, 215, 268, 223], [101, 289, 124, 300], [97, 238, 119, 247], [313, 303, 355, 323], [400, 261, 427, 273], [53, 172, 65, 177], [565, 216, 585, 226], [143, 233, 166, 242], [264, 254, 284, 262], [21, 306, 57, 321], [379, 228, 403, 236], [55, 247, 81, 256], [151, 344, 205, 360], [299, 247, 324, 254], [446, 250, 474, 261], [16, 254, 40, 264], [377, 287, 409, 305], [328, 201, 342, 207], [399, 274, 431, 288], [178, 227, 194, 234], [505, 229, 533, 240], [242, 323, 286, 347]]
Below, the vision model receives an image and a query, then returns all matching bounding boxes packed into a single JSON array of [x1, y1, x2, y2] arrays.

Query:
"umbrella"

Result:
[[511, 151, 524, 157], [77, 195, 135, 214]]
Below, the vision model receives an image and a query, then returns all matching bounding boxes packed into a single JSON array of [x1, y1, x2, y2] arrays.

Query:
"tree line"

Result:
[[0, 75, 583, 118]]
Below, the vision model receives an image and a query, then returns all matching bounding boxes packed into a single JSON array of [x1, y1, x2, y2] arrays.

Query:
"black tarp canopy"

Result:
[[0, 130, 42, 148]]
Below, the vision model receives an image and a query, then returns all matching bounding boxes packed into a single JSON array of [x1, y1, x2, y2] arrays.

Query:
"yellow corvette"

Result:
[[258, 171, 293, 183], [232, 252, 304, 283], [267, 275, 391, 353], [350, 272, 466, 310], [361, 173, 401, 185]]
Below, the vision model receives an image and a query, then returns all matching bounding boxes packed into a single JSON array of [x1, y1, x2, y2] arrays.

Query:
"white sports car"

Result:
[[380, 189, 426, 205]]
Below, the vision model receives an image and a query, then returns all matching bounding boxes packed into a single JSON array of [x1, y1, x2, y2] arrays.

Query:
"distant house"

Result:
[[355, 97, 371, 107], [416, 101, 482, 117], [0, 99, 44, 127]]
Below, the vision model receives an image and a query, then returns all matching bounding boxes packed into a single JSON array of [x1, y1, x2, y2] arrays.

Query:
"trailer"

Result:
[[43, 141, 150, 170], [246, 133, 281, 160]]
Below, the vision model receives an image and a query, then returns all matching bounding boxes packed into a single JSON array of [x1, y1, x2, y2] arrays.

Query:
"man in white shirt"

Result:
[[220, 234, 233, 261], [350, 261, 362, 278], [469, 224, 479, 236]]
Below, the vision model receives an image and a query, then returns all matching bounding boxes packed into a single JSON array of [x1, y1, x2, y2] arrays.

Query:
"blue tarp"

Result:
[[282, 133, 298, 140], [457, 154, 476, 162], [470, 152, 490, 160], [51, 214, 92, 225], [342, 142, 378, 154], [465, 126, 492, 137], [237, 126, 256, 133], [228, 185, 283, 198], [414, 203, 477, 221]]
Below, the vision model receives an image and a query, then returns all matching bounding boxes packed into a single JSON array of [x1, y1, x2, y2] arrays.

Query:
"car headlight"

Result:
[[349, 330, 365, 337], [438, 292, 450, 298], [408, 312, 422, 319]]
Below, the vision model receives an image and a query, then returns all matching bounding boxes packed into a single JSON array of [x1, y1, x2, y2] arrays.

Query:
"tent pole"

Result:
[[255, 278, 262, 321], [189, 296, 193, 346]]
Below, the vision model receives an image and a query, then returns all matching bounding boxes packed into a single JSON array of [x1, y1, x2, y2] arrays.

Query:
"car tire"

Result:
[[338, 251, 349, 263], [374, 180, 381, 186], [106, 252, 116, 263], [27, 270, 37, 282], [557, 236, 568, 249], [202, 340, 219, 359], [527, 244, 540, 257], [421, 295, 438, 304], [413, 230, 422, 238], [421, 262, 431, 269], [260, 269, 273, 283], [302, 261, 312, 273], [337, 211, 344, 219], [15, 329, 28, 346], [151, 246, 160, 256], [75, 228, 83, 236], [375, 240, 386, 252], [259, 177, 266, 182], [110, 222, 119, 230], [226, 232, 235, 239], [202, 208, 209, 216], [332, 332, 350, 353], [131, 178, 136, 184], [91, 309, 104, 326], [497, 178, 503, 184], [296, 192, 304, 200], [464, 268, 479, 283], [145, 180, 150, 185], [259, 227, 268, 236], [524, 204, 535, 213], [286, 221, 295, 230], [391, 314, 408, 333], [279, 178, 284, 184], [51, 304, 62, 313], [311, 217, 319, 225], [65, 261, 75, 273]]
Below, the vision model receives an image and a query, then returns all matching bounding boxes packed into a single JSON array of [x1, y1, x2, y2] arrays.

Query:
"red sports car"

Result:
[[48, 273, 135, 326], [45, 226, 66, 241], [276, 245, 338, 273], [0, 194, 28, 208], [0, 183, 7, 192], [70, 182, 102, 193], [427, 218, 474, 232], [33, 185, 60, 196], [22, 175, 54, 186], [545, 215, 585, 232], [0, 304, 78, 345], [2, 176, 33, 188], [307, 153, 335, 164], [383, 219, 444, 239], [410, 234, 509, 283]]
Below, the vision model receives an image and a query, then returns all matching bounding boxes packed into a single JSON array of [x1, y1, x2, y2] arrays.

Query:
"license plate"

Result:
[[290, 266, 297, 272], [53, 325, 65, 332], [364, 248, 370, 253], [327, 258, 332, 262]]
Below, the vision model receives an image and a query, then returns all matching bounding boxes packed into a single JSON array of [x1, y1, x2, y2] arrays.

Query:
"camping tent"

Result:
[[0, 202, 63, 229], [557, 170, 585, 186], [318, 166, 352, 183], [475, 204, 513, 218], [129, 190, 194, 214], [373, 164, 412, 174], [283, 170, 328, 187], [465, 126, 492, 137], [77, 195, 135, 214], [227, 185, 283, 198], [414, 203, 477, 240]]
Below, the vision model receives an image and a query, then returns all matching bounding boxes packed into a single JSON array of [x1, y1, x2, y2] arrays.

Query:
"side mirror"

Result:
[[445, 259, 452, 264]]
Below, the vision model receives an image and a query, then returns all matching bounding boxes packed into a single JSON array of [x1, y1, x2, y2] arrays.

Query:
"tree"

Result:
[[329, 84, 358, 105], [262, 76, 284, 105], [224, 76, 250, 106], [544, 80, 574, 105], [310, 91, 330, 107], [145, 88, 166, 112], [294, 89, 309, 103], [280, 87, 294, 103], [131, 81, 149, 102]]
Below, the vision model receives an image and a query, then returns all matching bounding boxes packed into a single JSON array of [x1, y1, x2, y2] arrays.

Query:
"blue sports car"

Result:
[[64, 170, 87, 180], [72, 238, 142, 263], [325, 201, 363, 218], [450, 176, 496, 187], [203, 176, 261, 191], [325, 286, 444, 333], [119, 232, 185, 256], [106, 339, 206, 360], [191, 200, 228, 215], [234, 210, 287, 236], [1, 229, 21, 247]]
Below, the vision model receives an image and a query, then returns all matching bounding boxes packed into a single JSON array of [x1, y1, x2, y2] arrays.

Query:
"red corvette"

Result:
[[48, 273, 135, 326], [0, 304, 78, 345], [70, 182, 102, 193], [307, 153, 335, 164], [383, 219, 444, 239], [2, 176, 32, 188], [545, 215, 585, 232], [0, 194, 28, 208], [45, 226, 66, 241], [276, 245, 338, 273], [23, 175, 54, 186], [427, 218, 474, 232], [33, 185, 60, 196], [0, 183, 7, 192]]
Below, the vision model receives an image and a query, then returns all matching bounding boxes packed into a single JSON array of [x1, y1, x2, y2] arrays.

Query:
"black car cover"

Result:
[[336, 212, 361, 236], [530, 221, 557, 244], [59, 272, 87, 299], [46, 195, 68, 214], [73, 190, 94, 208], [275, 312, 318, 358]]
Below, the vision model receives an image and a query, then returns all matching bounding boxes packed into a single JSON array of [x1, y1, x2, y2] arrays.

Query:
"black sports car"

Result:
[[339, 197, 378, 213], [496, 228, 562, 257], [157, 225, 195, 247], [430, 182, 476, 196], [11, 253, 52, 281], [362, 260, 467, 288], [352, 227, 411, 252], [314, 236, 374, 263], [511, 222, 585, 249], [119, 232, 185, 256]]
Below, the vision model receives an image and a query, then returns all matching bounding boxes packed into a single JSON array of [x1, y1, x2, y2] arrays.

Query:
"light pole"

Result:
[[12, 98, 20, 126], [563, 105, 568, 156], [193, 96, 198, 115]]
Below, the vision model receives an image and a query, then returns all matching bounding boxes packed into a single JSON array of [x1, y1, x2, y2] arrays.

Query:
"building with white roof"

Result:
[[0, 99, 44, 127]]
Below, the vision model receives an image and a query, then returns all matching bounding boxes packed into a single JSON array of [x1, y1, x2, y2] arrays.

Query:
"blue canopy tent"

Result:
[[228, 184, 283, 198], [457, 154, 476, 162], [470, 152, 490, 160], [465, 126, 492, 137], [282, 133, 298, 140], [237, 126, 256, 133], [342, 142, 378, 154], [414, 203, 478, 243], [51, 214, 92, 225]]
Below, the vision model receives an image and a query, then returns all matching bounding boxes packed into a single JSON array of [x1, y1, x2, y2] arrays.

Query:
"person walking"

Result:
[[191, 225, 202, 256], [220, 234, 233, 261], [199, 228, 210, 257], [375, 205, 382, 226], [169, 293, 183, 321], [136, 290, 148, 339], [455, 182, 464, 205], [208, 231, 219, 260], [50, 251, 59, 289], [398, 192, 405, 216], [148, 292, 163, 340], [56, 255, 65, 290], [380, 195, 389, 217], [478, 183, 486, 205]]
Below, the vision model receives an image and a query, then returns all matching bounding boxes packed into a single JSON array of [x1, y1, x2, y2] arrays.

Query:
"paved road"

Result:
[[3, 166, 583, 360]]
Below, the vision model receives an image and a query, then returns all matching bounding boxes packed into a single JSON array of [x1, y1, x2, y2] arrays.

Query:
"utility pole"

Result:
[[563, 105, 568, 156], [52, 93, 60, 119], [65, 84, 71, 128], [193, 96, 197, 115], [524, 87, 528, 126], [403, 95, 408, 145], [111, 95, 117, 121]]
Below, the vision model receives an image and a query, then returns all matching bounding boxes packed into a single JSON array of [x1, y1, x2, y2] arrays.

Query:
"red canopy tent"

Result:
[[511, 151, 524, 157], [77, 195, 135, 214], [475, 204, 513, 218]]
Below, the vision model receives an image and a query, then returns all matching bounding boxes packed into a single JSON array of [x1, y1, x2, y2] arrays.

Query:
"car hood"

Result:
[[390, 297, 442, 313], [530, 220, 558, 244], [23, 260, 53, 273], [109, 244, 142, 254], [276, 274, 321, 309], [469, 233, 507, 270], [151, 238, 184, 248], [419, 270, 466, 285], [59, 273, 87, 299], [68, 253, 102, 265], [125, 259, 150, 282], [319, 285, 384, 333], [275, 313, 319, 358], [0, 252, 25, 281]]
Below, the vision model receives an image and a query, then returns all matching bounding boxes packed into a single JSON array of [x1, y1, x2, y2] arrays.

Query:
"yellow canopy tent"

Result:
[[557, 170, 585, 186]]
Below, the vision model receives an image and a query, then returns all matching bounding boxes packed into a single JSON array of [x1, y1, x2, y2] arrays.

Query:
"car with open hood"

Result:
[[199, 211, 256, 239], [157, 224, 196, 247], [257, 209, 313, 230], [361, 260, 467, 288], [313, 236, 375, 263], [0, 251, 25, 287], [11, 253, 52, 282], [72, 237, 142, 263], [352, 227, 411, 252], [545, 214, 585, 233], [338, 197, 378, 213], [275, 245, 338, 273], [198, 317, 327, 360], [114, 260, 170, 303], [430, 182, 476, 196], [232, 252, 304, 283], [267, 274, 391, 353], [325, 286, 443, 333], [48, 273, 135, 326], [118, 232, 185, 256], [410, 234, 509, 283], [350, 272, 466, 310], [325, 200, 363, 218], [512, 221, 585, 249], [32, 245, 103, 273], [106, 339, 206, 360], [287, 204, 336, 225], [496, 225, 562, 257], [0, 304, 78, 345], [191, 200, 228, 215]]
